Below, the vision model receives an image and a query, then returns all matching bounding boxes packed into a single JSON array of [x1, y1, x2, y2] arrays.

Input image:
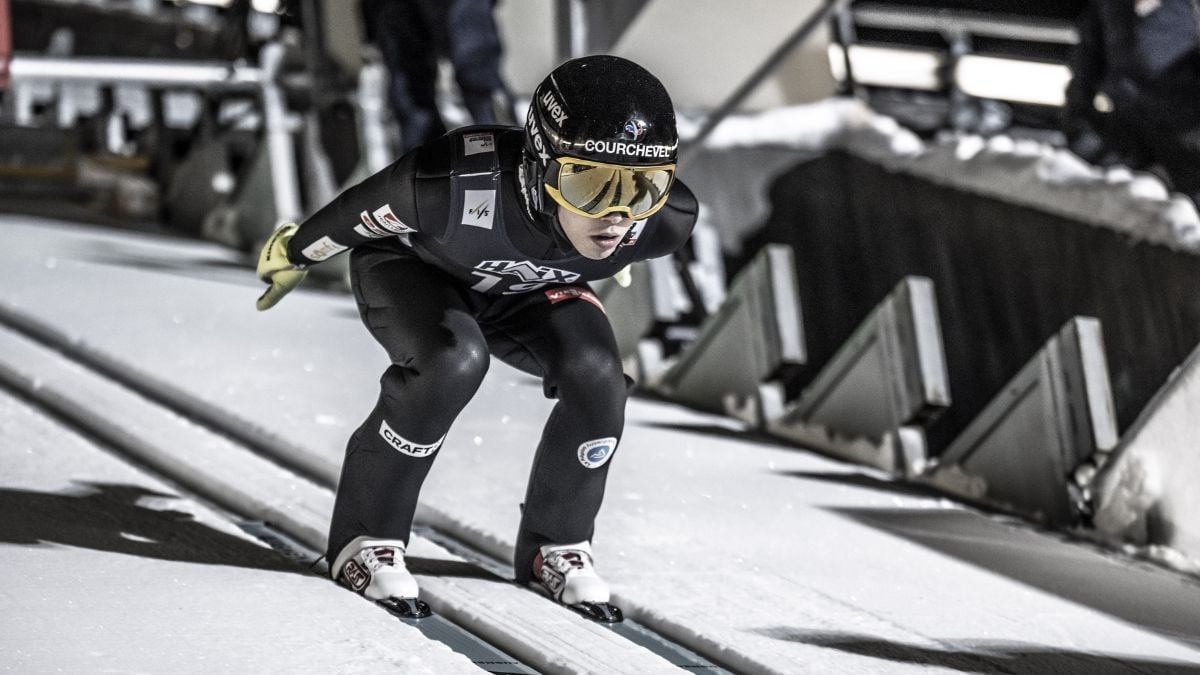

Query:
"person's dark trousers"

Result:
[[361, 0, 448, 152], [447, 0, 513, 126], [360, 0, 512, 152], [1101, 110, 1200, 210]]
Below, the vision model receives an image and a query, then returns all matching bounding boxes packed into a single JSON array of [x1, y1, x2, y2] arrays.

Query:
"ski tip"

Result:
[[377, 597, 432, 620], [573, 601, 623, 623]]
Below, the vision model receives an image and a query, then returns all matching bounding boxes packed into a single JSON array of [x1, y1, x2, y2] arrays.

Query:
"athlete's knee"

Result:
[[549, 347, 626, 407], [430, 340, 490, 389], [406, 340, 489, 384], [380, 341, 489, 405]]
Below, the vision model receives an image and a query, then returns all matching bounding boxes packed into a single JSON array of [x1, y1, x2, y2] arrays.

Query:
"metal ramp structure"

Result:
[[766, 276, 950, 475], [647, 243, 805, 424], [926, 316, 1118, 526], [1091, 339, 1200, 563]]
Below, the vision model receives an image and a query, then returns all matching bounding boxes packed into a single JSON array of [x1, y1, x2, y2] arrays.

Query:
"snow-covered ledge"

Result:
[[682, 97, 1200, 253]]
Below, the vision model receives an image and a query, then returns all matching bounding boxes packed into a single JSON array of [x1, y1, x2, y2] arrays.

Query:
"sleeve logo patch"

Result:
[[356, 210, 390, 238], [302, 236, 348, 261], [378, 419, 443, 457], [463, 132, 496, 156], [372, 203, 416, 234], [462, 189, 496, 229], [577, 437, 618, 469]]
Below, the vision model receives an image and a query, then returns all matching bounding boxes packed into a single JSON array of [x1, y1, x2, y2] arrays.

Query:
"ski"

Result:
[[568, 601, 623, 624], [376, 596, 432, 620], [525, 582, 624, 623]]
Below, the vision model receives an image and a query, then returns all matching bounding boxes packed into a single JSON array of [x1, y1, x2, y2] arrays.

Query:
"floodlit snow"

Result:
[[2, 97, 1200, 674], [0, 370, 477, 674], [3, 211, 1200, 672]]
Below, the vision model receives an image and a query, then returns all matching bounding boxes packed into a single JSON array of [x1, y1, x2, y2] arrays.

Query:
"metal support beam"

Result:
[[851, 2, 1078, 45], [8, 55, 262, 89], [258, 42, 302, 226]]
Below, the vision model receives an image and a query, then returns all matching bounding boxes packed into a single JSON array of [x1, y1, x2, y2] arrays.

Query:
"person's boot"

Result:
[[331, 536, 419, 601], [532, 541, 610, 605]]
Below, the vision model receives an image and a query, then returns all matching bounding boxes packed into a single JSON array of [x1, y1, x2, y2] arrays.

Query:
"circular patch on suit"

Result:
[[577, 437, 618, 469]]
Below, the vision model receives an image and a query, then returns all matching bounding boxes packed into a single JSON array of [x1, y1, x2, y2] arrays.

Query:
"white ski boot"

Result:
[[332, 536, 429, 618], [533, 541, 622, 622]]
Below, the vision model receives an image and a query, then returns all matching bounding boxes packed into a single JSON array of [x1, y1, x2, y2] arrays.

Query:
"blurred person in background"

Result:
[[360, 0, 516, 153], [253, 55, 697, 620], [1064, 0, 1200, 209]]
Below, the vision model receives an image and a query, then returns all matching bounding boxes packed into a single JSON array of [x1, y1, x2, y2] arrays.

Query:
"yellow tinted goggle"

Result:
[[544, 157, 676, 220]]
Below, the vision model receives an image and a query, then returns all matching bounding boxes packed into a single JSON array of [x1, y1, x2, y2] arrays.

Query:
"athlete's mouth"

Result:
[[591, 232, 622, 248]]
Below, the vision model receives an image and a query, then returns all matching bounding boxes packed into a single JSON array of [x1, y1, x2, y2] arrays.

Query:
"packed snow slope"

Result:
[[3, 216, 1200, 674]]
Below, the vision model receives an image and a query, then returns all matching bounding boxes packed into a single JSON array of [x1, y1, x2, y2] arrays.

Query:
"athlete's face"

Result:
[[557, 206, 633, 260]]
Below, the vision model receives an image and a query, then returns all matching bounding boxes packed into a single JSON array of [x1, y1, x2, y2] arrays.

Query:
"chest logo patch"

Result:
[[463, 189, 496, 229], [477, 260, 581, 284], [545, 287, 604, 312]]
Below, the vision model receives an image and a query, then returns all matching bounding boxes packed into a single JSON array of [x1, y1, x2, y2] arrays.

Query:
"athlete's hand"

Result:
[[255, 223, 308, 311]]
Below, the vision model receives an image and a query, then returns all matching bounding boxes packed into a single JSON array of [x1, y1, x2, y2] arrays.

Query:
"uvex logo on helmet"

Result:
[[525, 105, 551, 166], [540, 89, 569, 127]]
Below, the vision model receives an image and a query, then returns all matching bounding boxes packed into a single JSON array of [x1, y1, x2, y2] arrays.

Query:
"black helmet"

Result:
[[521, 55, 679, 221]]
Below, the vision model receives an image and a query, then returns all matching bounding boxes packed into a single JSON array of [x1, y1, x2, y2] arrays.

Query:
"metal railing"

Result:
[[5, 42, 302, 227]]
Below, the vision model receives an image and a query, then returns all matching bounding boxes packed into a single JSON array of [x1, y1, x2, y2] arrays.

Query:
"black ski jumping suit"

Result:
[[284, 125, 698, 580]]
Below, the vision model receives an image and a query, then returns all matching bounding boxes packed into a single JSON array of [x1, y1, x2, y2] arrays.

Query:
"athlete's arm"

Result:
[[285, 149, 424, 265]]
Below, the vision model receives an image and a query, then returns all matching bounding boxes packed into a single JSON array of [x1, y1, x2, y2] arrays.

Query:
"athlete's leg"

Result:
[[327, 248, 489, 561], [485, 289, 629, 583]]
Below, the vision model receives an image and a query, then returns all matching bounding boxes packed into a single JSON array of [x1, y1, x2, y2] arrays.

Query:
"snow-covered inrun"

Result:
[[3, 213, 1200, 672]]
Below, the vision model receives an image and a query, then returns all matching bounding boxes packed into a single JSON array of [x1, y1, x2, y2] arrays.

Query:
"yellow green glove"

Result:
[[255, 223, 308, 311], [613, 264, 632, 288]]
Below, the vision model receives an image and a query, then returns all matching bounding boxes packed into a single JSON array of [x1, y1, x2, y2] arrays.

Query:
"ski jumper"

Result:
[[285, 126, 698, 580]]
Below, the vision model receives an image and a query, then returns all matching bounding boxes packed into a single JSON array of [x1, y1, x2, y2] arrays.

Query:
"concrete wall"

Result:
[[325, 0, 836, 110], [612, 0, 836, 110], [497, 0, 836, 106], [494, 0, 560, 96]]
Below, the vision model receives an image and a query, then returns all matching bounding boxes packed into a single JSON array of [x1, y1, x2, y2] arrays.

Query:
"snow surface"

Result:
[[4, 217, 1200, 673], [0, 363, 477, 674]]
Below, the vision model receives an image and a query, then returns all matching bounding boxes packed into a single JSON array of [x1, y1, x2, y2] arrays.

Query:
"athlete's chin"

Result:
[[576, 241, 624, 260], [579, 246, 618, 261]]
